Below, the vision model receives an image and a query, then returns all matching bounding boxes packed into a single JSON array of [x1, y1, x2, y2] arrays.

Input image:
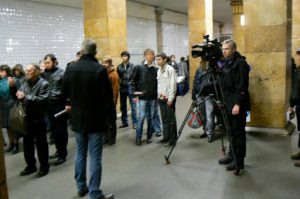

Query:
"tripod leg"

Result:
[[164, 102, 195, 165]]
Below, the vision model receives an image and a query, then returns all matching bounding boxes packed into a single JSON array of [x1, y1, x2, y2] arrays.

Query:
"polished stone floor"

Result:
[[4, 95, 300, 199]]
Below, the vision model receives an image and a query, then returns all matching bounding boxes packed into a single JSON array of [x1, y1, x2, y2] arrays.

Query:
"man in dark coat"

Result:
[[10, 64, 50, 178], [42, 54, 68, 165], [218, 39, 250, 172], [63, 39, 114, 199]]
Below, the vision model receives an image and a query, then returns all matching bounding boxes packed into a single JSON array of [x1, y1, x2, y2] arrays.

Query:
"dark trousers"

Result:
[[159, 100, 177, 144], [295, 105, 300, 148], [48, 103, 68, 159], [227, 111, 247, 166], [24, 121, 49, 171], [105, 105, 117, 144]]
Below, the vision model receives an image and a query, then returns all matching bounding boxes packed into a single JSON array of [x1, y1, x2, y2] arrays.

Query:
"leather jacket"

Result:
[[42, 67, 65, 103], [13, 77, 50, 123], [117, 62, 135, 91]]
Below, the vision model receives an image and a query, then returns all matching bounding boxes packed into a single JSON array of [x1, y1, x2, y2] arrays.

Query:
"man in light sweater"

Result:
[[156, 52, 177, 147]]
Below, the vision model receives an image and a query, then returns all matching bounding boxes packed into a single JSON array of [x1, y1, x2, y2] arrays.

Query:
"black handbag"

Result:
[[10, 102, 27, 135]]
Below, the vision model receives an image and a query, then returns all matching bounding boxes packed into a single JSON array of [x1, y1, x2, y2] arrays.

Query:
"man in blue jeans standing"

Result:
[[117, 51, 137, 129], [131, 48, 158, 146], [63, 38, 114, 199]]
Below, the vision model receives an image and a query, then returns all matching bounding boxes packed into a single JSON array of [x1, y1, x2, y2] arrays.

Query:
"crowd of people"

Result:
[[0, 38, 191, 198], [2, 28, 300, 198]]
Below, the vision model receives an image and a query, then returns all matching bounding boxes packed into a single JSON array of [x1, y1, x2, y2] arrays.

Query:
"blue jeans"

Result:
[[120, 88, 137, 126], [75, 132, 103, 199], [136, 99, 157, 139], [147, 104, 161, 134]]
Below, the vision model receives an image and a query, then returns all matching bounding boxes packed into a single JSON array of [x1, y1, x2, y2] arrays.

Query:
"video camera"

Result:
[[191, 35, 223, 65]]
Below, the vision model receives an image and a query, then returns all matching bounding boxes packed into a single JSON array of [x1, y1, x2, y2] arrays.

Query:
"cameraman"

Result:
[[192, 66, 216, 142], [218, 39, 250, 172]]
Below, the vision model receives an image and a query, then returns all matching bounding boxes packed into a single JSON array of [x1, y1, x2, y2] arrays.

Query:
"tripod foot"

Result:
[[164, 155, 170, 165]]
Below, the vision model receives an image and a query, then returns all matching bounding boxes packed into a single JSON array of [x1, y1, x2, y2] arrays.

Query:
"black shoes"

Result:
[[119, 124, 128, 128], [136, 138, 142, 146], [49, 152, 58, 159], [200, 133, 208, 139], [35, 169, 49, 178], [54, 158, 66, 166], [147, 135, 153, 144], [78, 187, 89, 197], [208, 135, 214, 143], [291, 151, 300, 160], [226, 162, 244, 171], [218, 156, 233, 165], [20, 167, 37, 176]]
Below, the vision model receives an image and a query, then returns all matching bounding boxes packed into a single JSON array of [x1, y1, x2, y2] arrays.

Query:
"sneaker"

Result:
[[291, 151, 300, 160]]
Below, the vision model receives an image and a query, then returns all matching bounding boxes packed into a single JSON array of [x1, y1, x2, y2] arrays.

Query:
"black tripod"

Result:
[[164, 65, 241, 175]]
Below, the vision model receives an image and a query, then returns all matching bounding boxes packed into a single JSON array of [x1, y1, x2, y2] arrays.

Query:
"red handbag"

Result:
[[188, 108, 204, 129]]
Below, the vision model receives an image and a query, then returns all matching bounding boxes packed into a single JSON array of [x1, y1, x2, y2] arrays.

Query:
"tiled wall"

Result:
[[127, 16, 157, 65], [162, 22, 189, 61], [0, 0, 83, 68], [0, 0, 189, 68]]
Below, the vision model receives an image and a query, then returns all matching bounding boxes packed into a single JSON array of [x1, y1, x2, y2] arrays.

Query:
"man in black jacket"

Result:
[[130, 49, 158, 146], [42, 54, 68, 166], [10, 64, 50, 178], [117, 51, 137, 129], [218, 39, 250, 172], [290, 48, 300, 167], [192, 66, 216, 142], [63, 39, 114, 199]]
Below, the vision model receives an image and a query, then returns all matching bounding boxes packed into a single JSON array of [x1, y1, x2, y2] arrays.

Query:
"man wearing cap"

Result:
[[289, 48, 300, 167]]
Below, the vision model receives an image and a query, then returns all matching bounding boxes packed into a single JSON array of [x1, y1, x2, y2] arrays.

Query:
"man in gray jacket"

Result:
[[156, 53, 177, 146]]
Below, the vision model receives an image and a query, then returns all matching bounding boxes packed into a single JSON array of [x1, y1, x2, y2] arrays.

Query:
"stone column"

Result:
[[0, 128, 9, 199], [188, 0, 213, 87], [243, 0, 292, 128], [292, 0, 300, 61], [83, 0, 127, 64], [155, 7, 164, 53], [231, 0, 245, 53]]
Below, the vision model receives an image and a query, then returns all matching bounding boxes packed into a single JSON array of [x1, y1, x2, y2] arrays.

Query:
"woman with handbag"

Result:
[[0, 65, 18, 154]]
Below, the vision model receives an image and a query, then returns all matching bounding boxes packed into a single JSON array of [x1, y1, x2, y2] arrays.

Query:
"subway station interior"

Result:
[[1, 0, 300, 199]]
